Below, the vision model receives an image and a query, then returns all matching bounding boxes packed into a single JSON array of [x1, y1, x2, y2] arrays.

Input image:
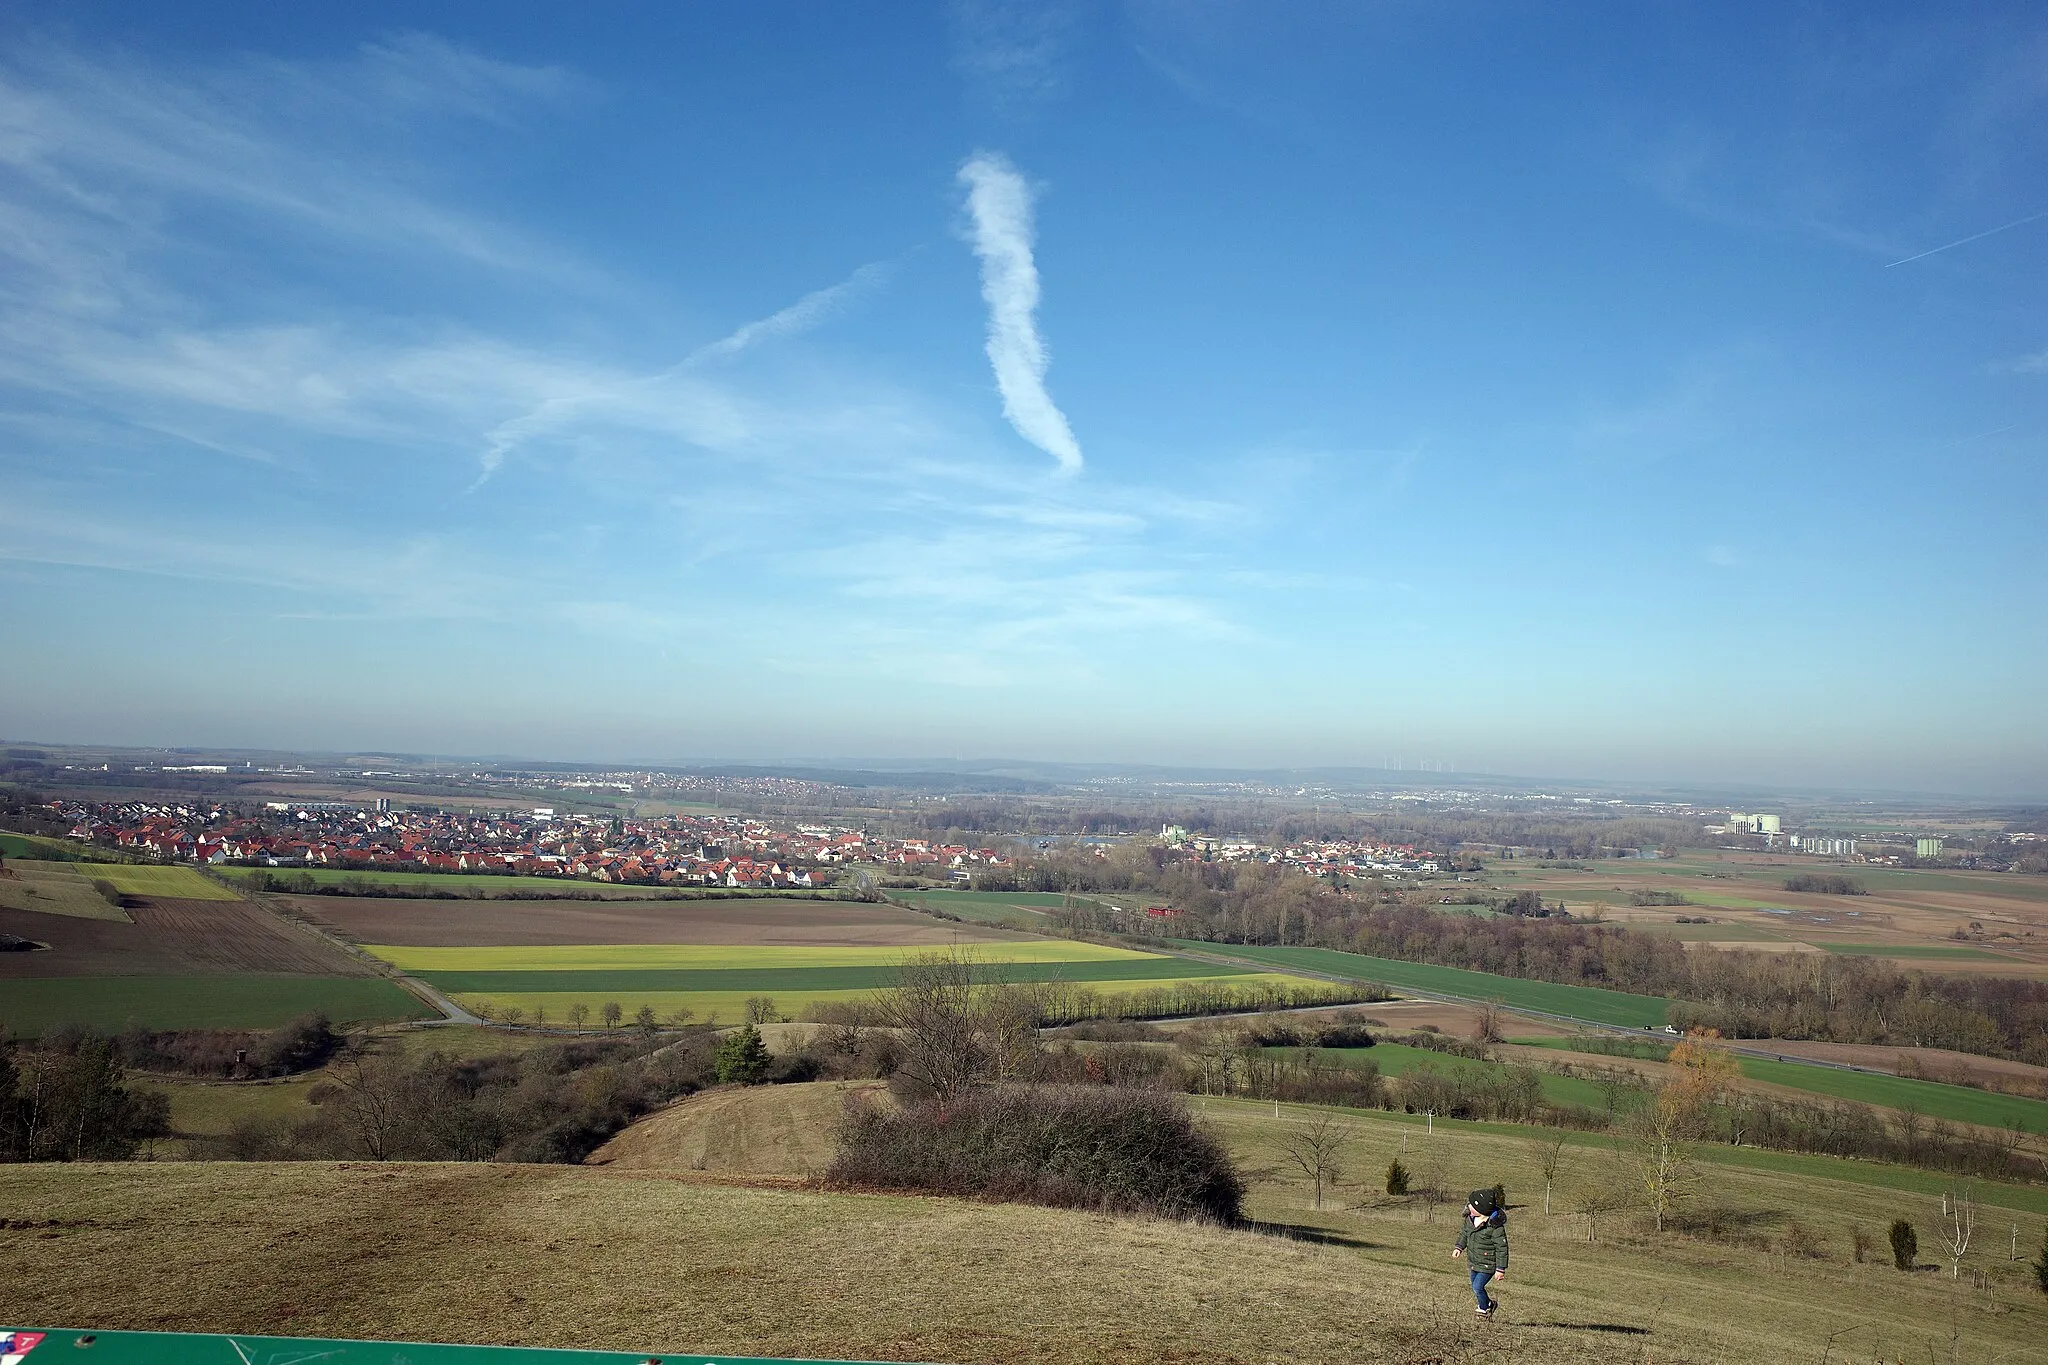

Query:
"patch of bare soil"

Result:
[[293, 895, 1030, 947]]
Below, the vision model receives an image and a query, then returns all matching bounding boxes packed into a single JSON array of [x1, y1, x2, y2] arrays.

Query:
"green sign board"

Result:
[[1, 1329, 881, 1365]]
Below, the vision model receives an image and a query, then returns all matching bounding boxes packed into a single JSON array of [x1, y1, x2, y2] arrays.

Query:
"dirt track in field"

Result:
[[0, 897, 372, 978], [291, 895, 1034, 948]]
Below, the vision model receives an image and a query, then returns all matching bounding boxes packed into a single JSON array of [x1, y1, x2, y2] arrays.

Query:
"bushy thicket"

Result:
[[117, 1013, 339, 1078], [829, 1085, 1244, 1221], [0, 1029, 170, 1161], [202, 1031, 723, 1163], [1784, 874, 1865, 895]]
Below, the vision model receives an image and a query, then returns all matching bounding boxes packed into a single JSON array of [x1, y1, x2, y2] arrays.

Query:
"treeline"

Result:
[[1783, 874, 1865, 895], [116, 1014, 339, 1078], [1026, 858, 2046, 1065], [0, 1029, 171, 1161]]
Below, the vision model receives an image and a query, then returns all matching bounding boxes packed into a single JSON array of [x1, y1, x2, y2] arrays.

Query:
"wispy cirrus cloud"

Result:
[[948, 1, 1076, 113], [957, 152, 1083, 475]]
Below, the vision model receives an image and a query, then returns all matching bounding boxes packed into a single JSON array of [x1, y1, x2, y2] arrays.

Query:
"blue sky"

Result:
[[1, 2, 2044, 794]]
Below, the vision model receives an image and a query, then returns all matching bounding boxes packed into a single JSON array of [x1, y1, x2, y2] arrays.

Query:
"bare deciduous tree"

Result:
[[1938, 1182, 1977, 1280], [878, 948, 1040, 1102], [1530, 1135, 1567, 1216], [1278, 1110, 1351, 1209], [1469, 1003, 1502, 1045]]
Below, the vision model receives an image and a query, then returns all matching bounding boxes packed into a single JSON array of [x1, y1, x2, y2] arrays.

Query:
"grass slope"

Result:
[[5, 1104, 2044, 1362], [0, 975, 434, 1035], [1174, 941, 1674, 1029]]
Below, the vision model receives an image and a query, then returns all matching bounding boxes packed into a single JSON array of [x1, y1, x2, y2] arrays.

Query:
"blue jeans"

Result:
[[1471, 1270, 1496, 1312]]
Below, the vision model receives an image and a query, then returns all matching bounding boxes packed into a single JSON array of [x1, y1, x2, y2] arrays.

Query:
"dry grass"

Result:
[[586, 1080, 880, 1175], [4, 1093, 2045, 1363]]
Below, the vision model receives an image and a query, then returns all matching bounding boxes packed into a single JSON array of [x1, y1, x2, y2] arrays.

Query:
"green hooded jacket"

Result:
[[1454, 1213, 1509, 1275]]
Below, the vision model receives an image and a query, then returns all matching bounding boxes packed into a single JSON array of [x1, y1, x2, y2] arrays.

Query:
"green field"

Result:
[[1734, 1056, 2048, 1132], [1171, 941, 1675, 1029], [1512, 1036, 2048, 1131], [217, 865, 836, 899], [1270, 1042, 1613, 1111], [0, 830, 95, 860], [0, 975, 435, 1035]]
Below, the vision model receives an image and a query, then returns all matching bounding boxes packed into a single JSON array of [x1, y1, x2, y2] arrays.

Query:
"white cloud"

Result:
[[1995, 347, 2048, 373], [957, 151, 1083, 474], [689, 261, 890, 362]]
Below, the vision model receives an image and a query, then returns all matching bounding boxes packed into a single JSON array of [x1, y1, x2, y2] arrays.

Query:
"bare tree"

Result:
[[1469, 1002, 1503, 1045], [1530, 1135, 1567, 1216], [878, 948, 1039, 1102], [601, 1001, 623, 1031], [1279, 1110, 1351, 1209], [744, 995, 779, 1025], [1623, 1085, 1699, 1232], [567, 1002, 590, 1029], [1938, 1182, 1977, 1280]]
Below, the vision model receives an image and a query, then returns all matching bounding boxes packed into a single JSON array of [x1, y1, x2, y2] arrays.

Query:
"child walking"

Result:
[[1451, 1188, 1509, 1318]]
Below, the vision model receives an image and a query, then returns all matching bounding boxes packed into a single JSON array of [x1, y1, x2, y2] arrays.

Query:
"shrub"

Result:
[[1385, 1158, 1410, 1195], [1851, 1225, 1874, 1263], [828, 1084, 1244, 1222], [2033, 1224, 2047, 1296], [1889, 1218, 1917, 1270], [90, 879, 124, 908]]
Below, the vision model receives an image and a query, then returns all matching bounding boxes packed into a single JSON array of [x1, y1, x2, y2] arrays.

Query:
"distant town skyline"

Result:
[[2, 3, 2045, 796]]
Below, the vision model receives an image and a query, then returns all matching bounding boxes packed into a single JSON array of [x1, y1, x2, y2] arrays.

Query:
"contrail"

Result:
[[958, 151, 1083, 474], [1884, 210, 2048, 267]]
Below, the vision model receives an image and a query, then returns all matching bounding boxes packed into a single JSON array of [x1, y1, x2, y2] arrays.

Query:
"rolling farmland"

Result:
[[360, 938, 1330, 1022], [1171, 941, 1675, 1028]]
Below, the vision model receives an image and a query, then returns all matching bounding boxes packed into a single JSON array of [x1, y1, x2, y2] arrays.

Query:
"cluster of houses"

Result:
[[1159, 825, 1442, 878], [54, 800, 1014, 890]]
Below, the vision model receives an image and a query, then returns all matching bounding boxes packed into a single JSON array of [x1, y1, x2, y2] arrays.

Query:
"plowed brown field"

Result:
[[0, 897, 370, 978]]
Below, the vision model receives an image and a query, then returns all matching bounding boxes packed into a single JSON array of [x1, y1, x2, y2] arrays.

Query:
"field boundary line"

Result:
[[252, 893, 479, 1025]]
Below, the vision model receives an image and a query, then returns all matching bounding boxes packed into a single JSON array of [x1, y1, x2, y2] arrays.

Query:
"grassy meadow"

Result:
[[0, 974, 435, 1035], [1174, 941, 1676, 1028]]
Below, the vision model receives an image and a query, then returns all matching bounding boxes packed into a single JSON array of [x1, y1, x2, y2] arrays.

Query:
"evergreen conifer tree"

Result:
[[715, 1024, 771, 1085]]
